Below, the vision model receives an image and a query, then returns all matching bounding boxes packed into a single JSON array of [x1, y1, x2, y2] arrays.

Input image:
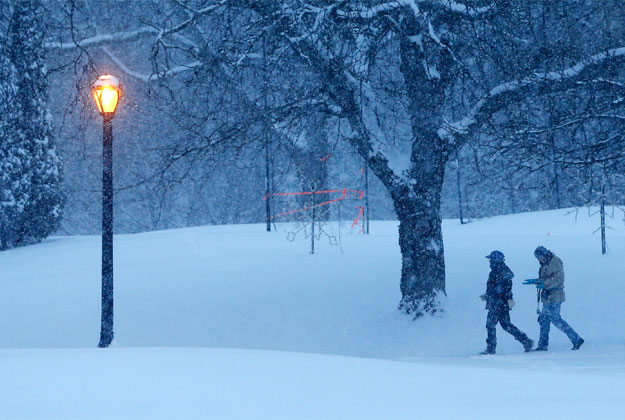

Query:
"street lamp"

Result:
[[92, 74, 121, 348]]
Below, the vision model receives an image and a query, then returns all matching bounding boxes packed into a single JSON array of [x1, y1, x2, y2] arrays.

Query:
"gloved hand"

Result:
[[508, 299, 515, 309], [523, 278, 539, 285], [479, 294, 486, 301], [536, 280, 545, 290]]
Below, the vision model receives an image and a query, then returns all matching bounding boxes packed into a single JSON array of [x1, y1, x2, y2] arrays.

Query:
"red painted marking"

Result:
[[264, 188, 365, 221], [271, 197, 345, 219], [265, 189, 363, 200], [352, 206, 365, 234], [264, 189, 345, 200], [320, 154, 332, 162]]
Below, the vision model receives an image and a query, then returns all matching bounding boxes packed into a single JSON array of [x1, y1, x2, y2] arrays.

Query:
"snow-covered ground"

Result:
[[1, 208, 624, 419]]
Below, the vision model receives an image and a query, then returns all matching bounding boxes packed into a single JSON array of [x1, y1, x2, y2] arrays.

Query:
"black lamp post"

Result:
[[92, 74, 121, 348]]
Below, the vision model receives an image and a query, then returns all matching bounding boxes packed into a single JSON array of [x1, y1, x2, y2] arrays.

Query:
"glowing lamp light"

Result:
[[92, 74, 121, 118]]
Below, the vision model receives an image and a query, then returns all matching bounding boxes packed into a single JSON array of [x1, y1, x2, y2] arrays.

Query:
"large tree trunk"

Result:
[[391, 15, 452, 316], [393, 136, 448, 317]]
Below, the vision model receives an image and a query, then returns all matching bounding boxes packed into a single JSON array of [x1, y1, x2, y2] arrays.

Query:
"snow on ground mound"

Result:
[[2, 347, 624, 419], [0, 208, 624, 418]]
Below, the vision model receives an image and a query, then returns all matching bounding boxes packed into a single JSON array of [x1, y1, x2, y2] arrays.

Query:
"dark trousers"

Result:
[[486, 309, 530, 351], [538, 302, 581, 348]]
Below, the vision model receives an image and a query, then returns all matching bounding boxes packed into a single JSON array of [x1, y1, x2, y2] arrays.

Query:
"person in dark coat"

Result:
[[480, 250, 533, 354], [532, 246, 584, 351]]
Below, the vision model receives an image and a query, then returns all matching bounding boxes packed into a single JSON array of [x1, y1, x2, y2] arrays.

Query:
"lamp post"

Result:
[[92, 74, 121, 348]]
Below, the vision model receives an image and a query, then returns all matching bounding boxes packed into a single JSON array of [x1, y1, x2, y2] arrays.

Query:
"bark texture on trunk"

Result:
[[393, 153, 447, 317]]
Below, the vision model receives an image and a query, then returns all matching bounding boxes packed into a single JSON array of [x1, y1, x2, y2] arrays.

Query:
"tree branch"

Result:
[[335, 0, 495, 19], [45, 27, 158, 49], [440, 46, 625, 143]]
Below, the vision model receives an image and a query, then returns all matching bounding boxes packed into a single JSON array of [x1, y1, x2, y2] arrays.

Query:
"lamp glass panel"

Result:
[[92, 90, 103, 114], [99, 87, 119, 113]]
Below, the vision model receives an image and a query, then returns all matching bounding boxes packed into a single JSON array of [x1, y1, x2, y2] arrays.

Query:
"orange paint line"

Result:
[[352, 206, 365, 234], [265, 189, 363, 200], [265, 188, 365, 221]]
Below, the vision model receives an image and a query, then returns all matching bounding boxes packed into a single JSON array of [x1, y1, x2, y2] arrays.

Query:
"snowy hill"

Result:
[[1, 208, 624, 419]]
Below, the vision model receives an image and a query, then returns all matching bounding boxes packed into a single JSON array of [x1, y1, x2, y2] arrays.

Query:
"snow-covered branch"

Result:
[[435, 0, 495, 16], [45, 1, 221, 51], [336, 2, 402, 19], [156, 3, 222, 40], [147, 61, 204, 81], [440, 46, 625, 142], [336, 0, 494, 19], [102, 47, 202, 82], [45, 27, 158, 50]]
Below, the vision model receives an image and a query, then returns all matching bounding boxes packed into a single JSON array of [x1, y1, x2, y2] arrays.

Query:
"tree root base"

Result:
[[398, 291, 446, 319]]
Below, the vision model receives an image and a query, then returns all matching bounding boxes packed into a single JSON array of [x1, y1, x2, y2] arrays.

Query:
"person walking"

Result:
[[528, 246, 584, 351], [480, 250, 533, 355]]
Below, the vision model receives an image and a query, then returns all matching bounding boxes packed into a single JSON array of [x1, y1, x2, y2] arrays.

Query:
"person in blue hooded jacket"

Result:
[[480, 251, 533, 354]]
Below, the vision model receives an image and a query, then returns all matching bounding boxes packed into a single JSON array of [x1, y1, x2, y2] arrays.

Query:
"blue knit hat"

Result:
[[485, 250, 505, 262]]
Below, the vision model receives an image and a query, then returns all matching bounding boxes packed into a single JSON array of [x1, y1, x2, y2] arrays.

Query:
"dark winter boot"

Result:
[[572, 338, 585, 350], [480, 348, 495, 355], [523, 339, 534, 352], [534, 337, 548, 352]]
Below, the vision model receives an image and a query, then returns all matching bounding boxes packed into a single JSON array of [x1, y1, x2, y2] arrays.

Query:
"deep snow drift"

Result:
[[1, 208, 624, 419]]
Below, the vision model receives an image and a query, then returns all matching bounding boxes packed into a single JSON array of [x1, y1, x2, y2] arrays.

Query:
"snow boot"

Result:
[[523, 339, 534, 352], [480, 348, 495, 355], [532, 346, 547, 352], [572, 338, 585, 350]]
